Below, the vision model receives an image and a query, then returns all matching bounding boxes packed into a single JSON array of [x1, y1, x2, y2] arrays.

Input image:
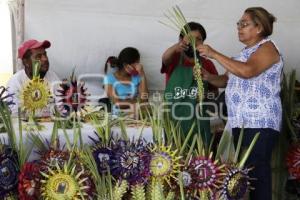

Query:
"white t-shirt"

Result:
[[6, 69, 60, 115]]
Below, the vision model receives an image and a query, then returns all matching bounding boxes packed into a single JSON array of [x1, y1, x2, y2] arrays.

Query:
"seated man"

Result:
[[7, 39, 60, 115]]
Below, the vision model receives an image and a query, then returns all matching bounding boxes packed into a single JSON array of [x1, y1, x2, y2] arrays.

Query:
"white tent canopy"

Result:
[[25, 0, 300, 91]]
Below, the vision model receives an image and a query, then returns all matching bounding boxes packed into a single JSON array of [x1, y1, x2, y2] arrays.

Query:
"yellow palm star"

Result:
[[40, 163, 91, 200], [20, 78, 51, 112], [149, 145, 181, 185]]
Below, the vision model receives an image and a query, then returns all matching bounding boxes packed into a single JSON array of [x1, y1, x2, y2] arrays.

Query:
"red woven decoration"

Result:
[[286, 143, 300, 180]]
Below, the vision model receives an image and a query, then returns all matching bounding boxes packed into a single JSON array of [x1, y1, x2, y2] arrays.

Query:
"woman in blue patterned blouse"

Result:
[[197, 7, 283, 200]]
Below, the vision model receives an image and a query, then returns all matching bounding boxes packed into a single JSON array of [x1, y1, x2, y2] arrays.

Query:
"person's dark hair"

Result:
[[245, 7, 276, 37], [22, 50, 32, 60], [104, 56, 117, 74], [179, 21, 207, 41], [21, 50, 32, 67], [104, 47, 140, 73]]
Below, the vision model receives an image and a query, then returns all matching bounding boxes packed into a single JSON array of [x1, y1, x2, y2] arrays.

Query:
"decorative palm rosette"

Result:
[[89, 133, 116, 174], [18, 162, 42, 200], [219, 166, 251, 200], [184, 153, 224, 198], [40, 162, 93, 200], [56, 74, 88, 117], [286, 142, 300, 180], [111, 139, 151, 186], [40, 148, 70, 169], [37, 140, 70, 169], [149, 145, 181, 185], [0, 145, 19, 197], [20, 77, 51, 113]]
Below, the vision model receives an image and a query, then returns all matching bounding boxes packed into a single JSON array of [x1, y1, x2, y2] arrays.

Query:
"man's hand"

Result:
[[176, 37, 189, 53]]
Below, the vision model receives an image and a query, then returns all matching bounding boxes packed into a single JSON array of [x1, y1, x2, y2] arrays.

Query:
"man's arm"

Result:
[[162, 39, 189, 67]]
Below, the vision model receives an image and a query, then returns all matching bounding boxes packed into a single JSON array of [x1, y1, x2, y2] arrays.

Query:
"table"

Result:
[[0, 119, 153, 161]]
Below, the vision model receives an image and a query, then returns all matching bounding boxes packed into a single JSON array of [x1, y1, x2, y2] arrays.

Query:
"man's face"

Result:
[[24, 47, 49, 79]]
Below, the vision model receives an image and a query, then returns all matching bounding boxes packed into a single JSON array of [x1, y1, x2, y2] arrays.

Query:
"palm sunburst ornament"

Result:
[[0, 145, 19, 197], [56, 73, 88, 116], [111, 139, 151, 185], [20, 77, 51, 113], [219, 166, 251, 200], [92, 144, 115, 174], [187, 153, 224, 194], [149, 145, 181, 185], [40, 149, 70, 169], [37, 140, 70, 169], [18, 162, 42, 200], [40, 163, 93, 200], [286, 143, 300, 180], [89, 132, 115, 174]]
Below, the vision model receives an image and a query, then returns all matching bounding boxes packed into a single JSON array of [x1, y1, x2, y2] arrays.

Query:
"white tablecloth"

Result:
[[0, 119, 153, 161]]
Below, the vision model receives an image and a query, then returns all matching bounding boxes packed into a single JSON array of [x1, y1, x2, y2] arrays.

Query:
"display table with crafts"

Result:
[[0, 118, 153, 161]]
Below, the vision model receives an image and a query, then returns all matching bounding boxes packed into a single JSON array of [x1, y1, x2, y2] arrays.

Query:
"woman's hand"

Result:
[[197, 44, 217, 59], [134, 63, 145, 76], [193, 67, 212, 82], [124, 64, 139, 76], [201, 68, 213, 81]]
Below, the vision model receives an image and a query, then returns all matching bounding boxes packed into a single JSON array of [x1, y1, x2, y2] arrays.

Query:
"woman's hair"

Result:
[[179, 21, 207, 41], [104, 47, 140, 73], [245, 7, 276, 37]]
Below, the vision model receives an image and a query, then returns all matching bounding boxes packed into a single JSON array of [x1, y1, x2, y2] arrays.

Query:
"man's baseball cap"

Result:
[[18, 39, 51, 59]]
